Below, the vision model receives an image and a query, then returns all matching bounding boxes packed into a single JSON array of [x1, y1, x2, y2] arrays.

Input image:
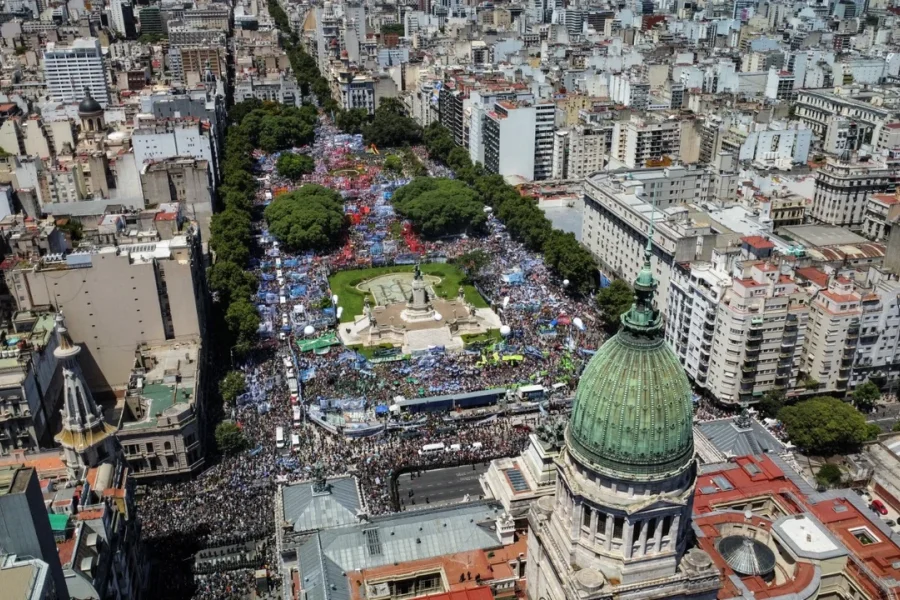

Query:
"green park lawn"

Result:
[[329, 263, 489, 322]]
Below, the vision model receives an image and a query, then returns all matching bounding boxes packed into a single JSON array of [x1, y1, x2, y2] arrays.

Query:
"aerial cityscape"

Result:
[[0, 0, 899, 599]]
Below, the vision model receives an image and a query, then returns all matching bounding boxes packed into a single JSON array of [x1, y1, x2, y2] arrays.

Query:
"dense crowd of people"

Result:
[[137, 115, 635, 598]]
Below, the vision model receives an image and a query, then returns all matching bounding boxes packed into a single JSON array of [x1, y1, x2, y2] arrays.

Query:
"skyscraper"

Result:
[[43, 38, 110, 106]]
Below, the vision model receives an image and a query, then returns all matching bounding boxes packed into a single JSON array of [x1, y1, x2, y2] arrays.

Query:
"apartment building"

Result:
[[810, 153, 900, 229], [795, 89, 897, 147], [4, 232, 207, 391], [611, 116, 682, 169], [183, 5, 231, 30], [467, 84, 532, 165], [116, 340, 206, 480], [43, 38, 110, 107], [802, 276, 862, 394], [665, 262, 729, 390], [140, 157, 213, 235], [582, 167, 728, 314], [863, 193, 900, 241], [484, 101, 536, 181], [533, 102, 556, 181], [705, 261, 810, 405], [331, 69, 376, 115], [234, 73, 301, 107], [852, 276, 900, 390], [608, 73, 650, 110], [550, 123, 612, 180]]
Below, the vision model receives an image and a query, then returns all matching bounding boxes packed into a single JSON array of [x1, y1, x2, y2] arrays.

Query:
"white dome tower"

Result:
[[53, 313, 117, 479]]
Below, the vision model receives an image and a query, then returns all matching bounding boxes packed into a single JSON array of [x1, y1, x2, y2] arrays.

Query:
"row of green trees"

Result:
[[423, 123, 598, 295], [208, 99, 317, 353]]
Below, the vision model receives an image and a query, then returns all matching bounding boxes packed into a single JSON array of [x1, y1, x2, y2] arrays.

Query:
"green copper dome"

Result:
[[568, 241, 694, 481]]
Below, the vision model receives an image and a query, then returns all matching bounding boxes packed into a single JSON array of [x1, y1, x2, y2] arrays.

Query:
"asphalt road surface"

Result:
[[396, 463, 490, 510]]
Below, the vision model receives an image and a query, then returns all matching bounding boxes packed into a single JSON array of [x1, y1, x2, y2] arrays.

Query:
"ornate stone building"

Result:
[[525, 243, 721, 600], [53, 313, 117, 480]]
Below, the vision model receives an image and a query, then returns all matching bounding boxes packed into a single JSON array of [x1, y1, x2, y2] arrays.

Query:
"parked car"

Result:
[[871, 499, 888, 515]]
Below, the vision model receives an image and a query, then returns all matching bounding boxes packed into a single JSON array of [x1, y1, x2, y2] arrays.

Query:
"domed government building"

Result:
[[524, 243, 722, 600]]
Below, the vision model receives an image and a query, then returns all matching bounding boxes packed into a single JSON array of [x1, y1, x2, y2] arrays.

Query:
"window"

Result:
[[146, 442, 154, 453], [613, 516, 624, 540], [164, 441, 172, 451], [582, 506, 592, 530], [646, 518, 657, 540], [662, 515, 673, 538]]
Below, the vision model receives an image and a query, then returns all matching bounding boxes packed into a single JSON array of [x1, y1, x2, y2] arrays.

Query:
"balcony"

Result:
[[742, 364, 756, 375], [750, 317, 764, 328], [748, 330, 763, 340]]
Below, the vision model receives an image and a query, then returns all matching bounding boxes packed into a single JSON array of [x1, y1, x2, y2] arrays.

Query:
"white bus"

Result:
[[291, 433, 301, 451], [516, 384, 546, 400], [275, 426, 285, 449], [292, 406, 302, 426], [418, 442, 445, 456], [446, 443, 462, 453]]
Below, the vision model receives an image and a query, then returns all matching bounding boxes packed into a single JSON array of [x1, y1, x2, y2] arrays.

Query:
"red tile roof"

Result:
[[742, 235, 775, 250], [795, 267, 828, 288]]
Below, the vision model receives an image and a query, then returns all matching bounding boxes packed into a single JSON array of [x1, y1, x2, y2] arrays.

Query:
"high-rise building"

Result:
[[551, 124, 612, 180], [705, 260, 810, 405], [483, 101, 536, 181], [43, 38, 110, 107], [138, 6, 164, 36], [533, 102, 556, 181], [525, 243, 721, 599], [109, 0, 137, 38]]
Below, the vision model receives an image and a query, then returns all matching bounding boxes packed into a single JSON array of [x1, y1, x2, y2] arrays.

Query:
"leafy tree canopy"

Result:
[[264, 184, 346, 251], [778, 396, 870, 456], [219, 371, 246, 406], [596, 279, 633, 335], [225, 298, 261, 350], [363, 100, 422, 148], [851, 381, 880, 411], [277, 152, 315, 180], [208, 261, 257, 304], [215, 421, 248, 456], [391, 177, 486, 238], [815, 464, 843, 488], [542, 230, 597, 296], [335, 108, 369, 135]]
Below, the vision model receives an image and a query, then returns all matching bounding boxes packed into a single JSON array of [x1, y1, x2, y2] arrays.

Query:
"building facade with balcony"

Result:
[[705, 261, 810, 405], [849, 276, 900, 391], [801, 276, 862, 394], [665, 262, 729, 390]]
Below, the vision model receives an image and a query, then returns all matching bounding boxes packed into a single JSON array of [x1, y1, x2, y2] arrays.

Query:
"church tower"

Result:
[[525, 242, 721, 599], [53, 313, 117, 479]]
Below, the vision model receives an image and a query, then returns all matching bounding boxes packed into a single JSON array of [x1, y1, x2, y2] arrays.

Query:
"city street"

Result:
[[396, 463, 491, 509]]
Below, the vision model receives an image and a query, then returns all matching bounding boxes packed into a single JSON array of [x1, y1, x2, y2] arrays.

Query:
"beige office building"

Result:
[[4, 232, 207, 391]]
